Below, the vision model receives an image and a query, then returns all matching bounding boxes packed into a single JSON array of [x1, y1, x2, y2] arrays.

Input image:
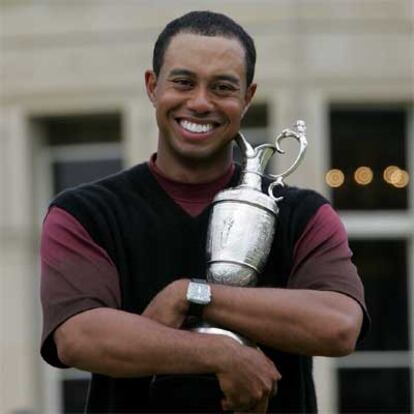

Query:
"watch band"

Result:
[[188, 301, 205, 318]]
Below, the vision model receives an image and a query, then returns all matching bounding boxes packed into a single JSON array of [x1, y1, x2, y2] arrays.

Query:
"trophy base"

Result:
[[189, 320, 256, 347]]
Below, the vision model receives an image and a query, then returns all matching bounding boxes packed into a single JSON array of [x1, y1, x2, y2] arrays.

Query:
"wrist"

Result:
[[172, 279, 191, 315], [204, 334, 239, 374], [193, 332, 232, 373]]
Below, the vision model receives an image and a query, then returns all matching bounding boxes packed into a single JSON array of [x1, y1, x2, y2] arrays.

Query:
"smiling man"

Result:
[[146, 32, 255, 183], [40, 11, 369, 413]]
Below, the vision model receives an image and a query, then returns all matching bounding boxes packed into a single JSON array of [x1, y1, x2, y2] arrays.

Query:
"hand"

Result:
[[234, 395, 268, 413], [142, 279, 189, 329], [216, 340, 281, 412]]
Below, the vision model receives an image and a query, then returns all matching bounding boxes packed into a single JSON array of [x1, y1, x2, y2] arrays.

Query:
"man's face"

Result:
[[145, 33, 256, 174]]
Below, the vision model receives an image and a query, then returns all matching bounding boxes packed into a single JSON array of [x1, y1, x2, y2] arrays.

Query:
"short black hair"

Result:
[[153, 11, 256, 86]]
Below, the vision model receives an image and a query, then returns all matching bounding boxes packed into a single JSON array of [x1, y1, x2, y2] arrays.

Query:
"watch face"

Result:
[[187, 281, 211, 305]]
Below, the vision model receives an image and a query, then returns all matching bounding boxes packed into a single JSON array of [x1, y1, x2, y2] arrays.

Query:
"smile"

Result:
[[178, 119, 218, 134]]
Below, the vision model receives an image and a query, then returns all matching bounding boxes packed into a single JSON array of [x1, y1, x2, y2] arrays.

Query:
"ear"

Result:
[[145, 70, 158, 106], [242, 83, 257, 118]]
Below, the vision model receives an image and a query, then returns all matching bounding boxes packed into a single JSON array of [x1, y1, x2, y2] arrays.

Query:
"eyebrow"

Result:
[[168, 69, 195, 78], [168, 69, 241, 85]]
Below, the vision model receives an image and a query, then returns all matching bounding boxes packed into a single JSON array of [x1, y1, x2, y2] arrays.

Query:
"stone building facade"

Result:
[[1, 1, 413, 413]]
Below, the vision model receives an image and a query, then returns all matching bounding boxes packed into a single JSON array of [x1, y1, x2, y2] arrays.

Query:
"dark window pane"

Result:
[[241, 103, 268, 128], [329, 106, 408, 210], [38, 113, 121, 146], [235, 103, 269, 163], [350, 239, 408, 351], [53, 159, 122, 194], [63, 379, 89, 414], [338, 368, 411, 413]]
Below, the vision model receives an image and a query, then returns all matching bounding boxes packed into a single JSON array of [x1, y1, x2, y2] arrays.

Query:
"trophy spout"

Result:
[[235, 132, 255, 157], [254, 144, 277, 169], [240, 145, 276, 189], [236, 133, 276, 190]]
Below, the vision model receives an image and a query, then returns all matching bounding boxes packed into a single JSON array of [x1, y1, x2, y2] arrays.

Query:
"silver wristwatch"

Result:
[[186, 278, 211, 317]]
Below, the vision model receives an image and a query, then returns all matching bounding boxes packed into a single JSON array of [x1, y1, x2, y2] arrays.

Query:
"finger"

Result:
[[251, 396, 269, 413], [271, 380, 278, 396], [222, 397, 257, 413], [221, 398, 231, 412], [222, 401, 248, 412], [221, 398, 242, 412]]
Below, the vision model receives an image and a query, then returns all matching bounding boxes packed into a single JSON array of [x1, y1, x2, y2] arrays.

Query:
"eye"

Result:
[[213, 83, 238, 94], [171, 78, 194, 89]]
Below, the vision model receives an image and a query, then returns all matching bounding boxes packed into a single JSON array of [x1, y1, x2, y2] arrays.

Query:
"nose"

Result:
[[186, 87, 214, 114]]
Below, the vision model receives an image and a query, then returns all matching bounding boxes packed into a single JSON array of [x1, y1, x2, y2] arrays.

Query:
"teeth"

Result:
[[180, 120, 214, 134]]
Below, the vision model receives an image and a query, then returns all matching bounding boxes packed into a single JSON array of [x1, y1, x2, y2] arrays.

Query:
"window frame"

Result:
[[330, 104, 414, 412]]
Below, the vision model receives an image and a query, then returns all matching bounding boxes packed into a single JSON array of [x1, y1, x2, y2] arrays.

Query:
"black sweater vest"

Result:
[[52, 162, 327, 413]]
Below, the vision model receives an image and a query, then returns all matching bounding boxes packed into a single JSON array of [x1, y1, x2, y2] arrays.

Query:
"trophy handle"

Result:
[[268, 120, 308, 200]]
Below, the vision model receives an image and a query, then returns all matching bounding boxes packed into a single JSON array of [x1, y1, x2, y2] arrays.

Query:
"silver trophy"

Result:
[[191, 120, 308, 345]]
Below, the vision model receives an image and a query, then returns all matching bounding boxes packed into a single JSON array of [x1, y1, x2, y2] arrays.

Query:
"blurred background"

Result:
[[0, 1, 413, 413]]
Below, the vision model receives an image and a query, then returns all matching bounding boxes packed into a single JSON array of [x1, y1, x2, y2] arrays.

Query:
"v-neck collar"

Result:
[[130, 162, 241, 220], [149, 156, 235, 217]]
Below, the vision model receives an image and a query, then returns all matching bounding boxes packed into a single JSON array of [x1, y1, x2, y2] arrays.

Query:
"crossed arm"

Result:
[[54, 280, 362, 411], [142, 279, 363, 357], [55, 279, 363, 372], [54, 287, 281, 412], [47, 205, 365, 411]]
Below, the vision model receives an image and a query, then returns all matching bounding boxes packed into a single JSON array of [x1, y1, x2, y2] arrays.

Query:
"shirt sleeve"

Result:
[[40, 206, 121, 367], [288, 204, 370, 339]]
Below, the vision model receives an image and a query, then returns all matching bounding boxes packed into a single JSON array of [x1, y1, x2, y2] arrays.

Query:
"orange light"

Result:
[[326, 169, 345, 188], [392, 169, 409, 188], [383, 165, 400, 184], [383, 166, 410, 188], [354, 166, 373, 185]]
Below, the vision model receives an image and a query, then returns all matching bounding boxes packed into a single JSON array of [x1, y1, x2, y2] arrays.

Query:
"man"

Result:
[[40, 11, 369, 413]]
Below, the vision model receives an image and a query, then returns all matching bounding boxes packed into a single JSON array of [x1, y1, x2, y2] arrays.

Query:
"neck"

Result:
[[155, 152, 233, 184]]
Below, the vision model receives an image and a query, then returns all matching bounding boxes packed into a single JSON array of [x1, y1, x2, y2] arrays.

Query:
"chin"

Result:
[[175, 146, 231, 166]]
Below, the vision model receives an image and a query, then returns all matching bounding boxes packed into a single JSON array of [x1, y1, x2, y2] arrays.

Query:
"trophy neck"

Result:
[[240, 171, 262, 189], [239, 144, 276, 190]]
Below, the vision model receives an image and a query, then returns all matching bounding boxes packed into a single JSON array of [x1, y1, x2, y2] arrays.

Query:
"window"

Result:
[[336, 238, 411, 413], [351, 239, 408, 352], [339, 368, 411, 413], [241, 102, 269, 146], [63, 379, 89, 414], [328, 106, 409, 210], [34, 113, 122, 413], [330, 103, 413, 413], [53, 158, 122, 194], [33, 113, 123, 195]]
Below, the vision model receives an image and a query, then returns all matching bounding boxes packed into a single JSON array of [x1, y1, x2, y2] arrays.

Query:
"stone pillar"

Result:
[[268, 90, 336, 412], [314, 356, 338, 414], [122, 98, 158, 168], [0, 105, 41, 413]]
